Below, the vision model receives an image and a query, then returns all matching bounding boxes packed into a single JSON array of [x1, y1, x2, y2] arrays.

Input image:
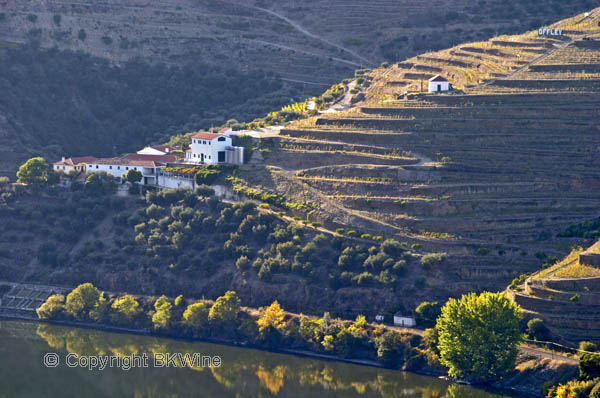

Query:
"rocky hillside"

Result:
[[0, 0, 596, 85]]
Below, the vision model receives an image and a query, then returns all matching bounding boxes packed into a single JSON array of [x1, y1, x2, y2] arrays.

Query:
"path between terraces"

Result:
[[238, 80, 359, 138]]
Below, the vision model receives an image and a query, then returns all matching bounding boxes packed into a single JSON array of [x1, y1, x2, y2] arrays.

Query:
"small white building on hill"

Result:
[[393, 313, 416, 327], [428, 75, 452, 93], [186, 129, 243, 165]]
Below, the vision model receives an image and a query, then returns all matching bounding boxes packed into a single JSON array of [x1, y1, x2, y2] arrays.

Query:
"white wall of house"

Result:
[[53, 164, 76, 173], [85, 163, 160, 185], [187, 136, 232, 164], [393, 315, 416, 327], [86, 163, 130, 180], [428, 81, 451, 93]]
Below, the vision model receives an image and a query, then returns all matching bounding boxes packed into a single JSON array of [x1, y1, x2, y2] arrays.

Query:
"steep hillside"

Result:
[[0, 0, 595, 85], [240, 9, 600, 301], [0, 183, 423, 318], [508, 241, 600, 343], [0, 45, 299, 176]]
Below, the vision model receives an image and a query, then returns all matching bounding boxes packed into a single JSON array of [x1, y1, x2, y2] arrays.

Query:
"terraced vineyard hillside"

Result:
[[239, 9, 600, 304], [508, 242, 600, 343], [1, 0, 595, 85]]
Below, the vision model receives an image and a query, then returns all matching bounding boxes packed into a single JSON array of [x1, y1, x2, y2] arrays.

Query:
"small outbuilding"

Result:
[[393, 313, 416, 327], [428, 75, 452, 93]]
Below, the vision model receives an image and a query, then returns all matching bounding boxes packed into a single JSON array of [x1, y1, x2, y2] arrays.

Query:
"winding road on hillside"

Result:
[[252, 6, 375, 68], [221, 0, 374, 68]]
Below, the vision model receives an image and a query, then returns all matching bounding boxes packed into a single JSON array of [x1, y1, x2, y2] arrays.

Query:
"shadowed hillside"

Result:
[[0, 0, 596, 85]]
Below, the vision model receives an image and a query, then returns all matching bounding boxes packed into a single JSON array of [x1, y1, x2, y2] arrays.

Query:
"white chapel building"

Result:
[[428, 75, 452, 93]]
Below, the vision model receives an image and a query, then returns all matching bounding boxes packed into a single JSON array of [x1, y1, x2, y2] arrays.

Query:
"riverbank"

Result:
[[2, 281, 578, 398], [1, 318, 511, 398], [3, 313, 527, 398], [2, 311, 561, 398]]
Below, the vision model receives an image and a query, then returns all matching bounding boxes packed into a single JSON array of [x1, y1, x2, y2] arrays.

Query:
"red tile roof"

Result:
[[192, 131, 226, 140], [89, 156, 167, 168], [54, 156, 97, 166]]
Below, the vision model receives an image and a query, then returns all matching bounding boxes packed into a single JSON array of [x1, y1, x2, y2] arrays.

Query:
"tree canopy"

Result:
[[436, 292, 523, 382], [16, 157, 51, 184], [65, 283, 101, 319], [125, 169, 142, 184], [152, 295, 172, 330], [111, 295, 142, 324], [257, 300, 285, 333], [209, 291, 241, 323]]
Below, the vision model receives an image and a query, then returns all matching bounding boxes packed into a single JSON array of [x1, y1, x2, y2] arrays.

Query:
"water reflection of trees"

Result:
[[32, 323, 494, 398]]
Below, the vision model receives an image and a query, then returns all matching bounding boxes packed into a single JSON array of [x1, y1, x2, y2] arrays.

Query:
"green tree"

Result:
[[89, 292, 109, 322], [16, 157, 50, 184], [182, 302, 211, 332], [0, 176, 9, 189], [65, 283, 101, 319], [579, 352, 600, 381], [36, 294, 65, 319], [125, 169, 142, 184], [257, 300, 285, 333], [152, 295, 172, 330], [111, 295, 142, 324], [436, 292, 523, 382], [174, 295, 184, 307], [415, 301, 442, 328], [527, 318, 548, 340], [209, 290, 241, 323], [376, 331, 410, 367]]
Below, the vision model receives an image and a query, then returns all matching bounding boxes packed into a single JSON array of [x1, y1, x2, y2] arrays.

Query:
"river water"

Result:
[[0, 320, 508, 398]]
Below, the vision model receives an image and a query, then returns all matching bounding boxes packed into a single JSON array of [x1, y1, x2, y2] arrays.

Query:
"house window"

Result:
[[218, 151, 225, 162], [218, 137, 226, 142], [134, 167, 137, 170], [126, 167, 129, 170], [203, 140, 206, 144], [109, 166, 113, 169], [88, 165, 92, 168], [117, 166, 120, 170], [96, 165, 99, 169]]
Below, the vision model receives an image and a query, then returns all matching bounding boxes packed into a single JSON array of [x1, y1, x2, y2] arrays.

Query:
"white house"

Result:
[[85, 155, 174, 185], [393, 313, 416, 327], [53, 156, 97, 173], [186, 129, 244, 165], [428, 75, 452, 93]]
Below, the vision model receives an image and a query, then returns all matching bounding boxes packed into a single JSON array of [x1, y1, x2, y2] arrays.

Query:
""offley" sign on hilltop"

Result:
[[538, 28, 563, 36]]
